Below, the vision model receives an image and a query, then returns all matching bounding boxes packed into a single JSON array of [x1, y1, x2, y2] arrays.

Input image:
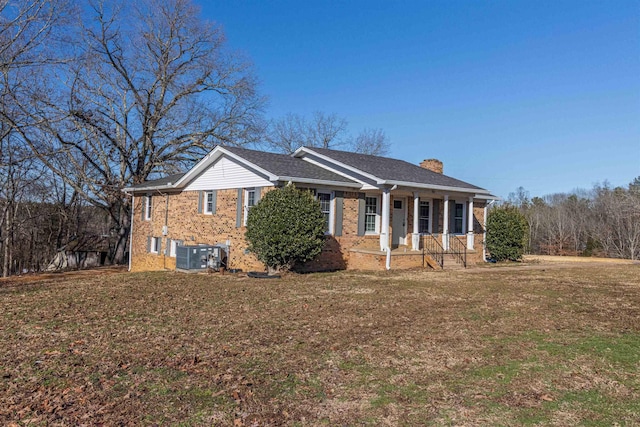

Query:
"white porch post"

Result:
[[467, 196, 474, 250], [483, 203, 488, 261], [442, 194, 449, 250], [380, 188, 391, 251], [412, 192, 420, 251]]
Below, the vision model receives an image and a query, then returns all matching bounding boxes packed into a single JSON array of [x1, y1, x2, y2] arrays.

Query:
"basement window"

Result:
[[150, 236, 161, 254]]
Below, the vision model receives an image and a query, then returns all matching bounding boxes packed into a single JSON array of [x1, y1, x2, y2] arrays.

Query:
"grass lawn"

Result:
[[1, 263, 639, 426]]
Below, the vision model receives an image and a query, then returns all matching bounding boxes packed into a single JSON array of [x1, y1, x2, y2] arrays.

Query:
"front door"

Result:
[[392, 198, 406, 247]]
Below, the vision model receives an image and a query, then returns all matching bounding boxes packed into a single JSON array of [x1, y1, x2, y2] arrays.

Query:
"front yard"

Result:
[[1, 263, 639, 425]]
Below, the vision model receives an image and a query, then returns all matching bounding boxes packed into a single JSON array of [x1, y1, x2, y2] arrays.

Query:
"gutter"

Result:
[[381, 179, 492, 196]]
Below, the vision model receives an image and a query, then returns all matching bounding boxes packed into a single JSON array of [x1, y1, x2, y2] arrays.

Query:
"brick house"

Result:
[[124, 145, 496, 272]]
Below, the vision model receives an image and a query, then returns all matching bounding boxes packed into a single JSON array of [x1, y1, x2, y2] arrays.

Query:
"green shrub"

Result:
[[486, 206, 529, 261], [245, 185, 326, 274]]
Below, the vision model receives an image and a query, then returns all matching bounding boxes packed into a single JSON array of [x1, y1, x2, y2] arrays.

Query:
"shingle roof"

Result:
[[304, 147, 486, 191], [127, 145, 489, 194], [129, 173, 185, 190], [223, 146, 356, 183]]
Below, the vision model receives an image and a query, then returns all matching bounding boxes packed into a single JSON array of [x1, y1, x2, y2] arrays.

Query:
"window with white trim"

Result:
[[145, 195, 152, 220], [365, 196, 379, 234], [243, 188, 256, 225], [419, 200, 430, 233], [204, 191, 215, 214], [316, 191, 333, 234], [169, 239, 182, 257], [150, 236, 161, 254], [453, 202, 464, 234]]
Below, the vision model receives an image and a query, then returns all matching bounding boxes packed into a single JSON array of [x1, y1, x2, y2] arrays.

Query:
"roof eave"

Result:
[[276, 176, 361, 188], [122, 184, 176, 194], [382, 180, 491, 195]]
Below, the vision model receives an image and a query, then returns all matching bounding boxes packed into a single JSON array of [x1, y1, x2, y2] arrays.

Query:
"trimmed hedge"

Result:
[[245, 185, 326, 273], [486, 206, 529, 261]]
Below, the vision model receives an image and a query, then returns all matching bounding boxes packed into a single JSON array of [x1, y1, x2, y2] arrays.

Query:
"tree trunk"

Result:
[[110, 205, 131, 265], [3, 208, 10, 277]]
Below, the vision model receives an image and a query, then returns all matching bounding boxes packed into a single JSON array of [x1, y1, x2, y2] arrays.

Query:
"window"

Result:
[[150, 236, 161, 254], [169, 239, 183, 257], [317, 191, 332, 233], [243, 188, 256, 225], [144, 195, 152, 220], [365, 196, 379, 233], [453, 203, 464, 234], [419, 201, 430, 233], [204, 191, 215, 214]]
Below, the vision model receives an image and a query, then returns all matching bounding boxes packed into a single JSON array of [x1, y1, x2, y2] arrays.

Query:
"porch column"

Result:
[[380, 188, 391, 251], [412, 192, 420, 250], [483, 203, 488, 261], [442, 194, 449, 250], [467, 196, 474, 250]]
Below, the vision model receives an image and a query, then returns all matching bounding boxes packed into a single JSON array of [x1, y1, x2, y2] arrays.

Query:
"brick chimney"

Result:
[[420, 159, 443, 174]]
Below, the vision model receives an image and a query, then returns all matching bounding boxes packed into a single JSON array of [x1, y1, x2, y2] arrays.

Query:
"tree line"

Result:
[[504, 178, 640, 260], [0, 0, 389, 277]]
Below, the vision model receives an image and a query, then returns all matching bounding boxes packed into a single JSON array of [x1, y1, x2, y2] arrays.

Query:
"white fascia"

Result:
[[293, 147, 383, 184], [381, 180, 492, 196], [122, 184, 176, 193], [276, 176, 361, 189], [474, 194, 501, 201]]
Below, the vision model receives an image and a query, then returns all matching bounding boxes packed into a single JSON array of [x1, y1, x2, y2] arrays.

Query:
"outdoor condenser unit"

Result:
[[175, 244, 227, 271]]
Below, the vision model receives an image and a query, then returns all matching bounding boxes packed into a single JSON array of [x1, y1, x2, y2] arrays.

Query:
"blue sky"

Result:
[[197, 0, 640, 199]]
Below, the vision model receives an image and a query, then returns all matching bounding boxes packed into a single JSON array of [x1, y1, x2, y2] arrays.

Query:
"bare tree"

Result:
[[265, 111, 391, 155], [265, 113, 309, 154], [306, 111, 348, 149], [10, 0, 265, 264], [350, 128, 389, 156], [511, 180, 640, 260], [266, 111, 347, 154]]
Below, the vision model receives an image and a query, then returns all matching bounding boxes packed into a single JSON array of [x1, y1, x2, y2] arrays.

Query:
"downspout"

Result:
[[128, 193, 134, 272], [163, 193, 169, 270]]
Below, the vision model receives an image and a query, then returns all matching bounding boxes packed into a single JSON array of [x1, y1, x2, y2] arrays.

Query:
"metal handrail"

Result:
[[421, 234, 444, 269], [449, 235, 467, 268]]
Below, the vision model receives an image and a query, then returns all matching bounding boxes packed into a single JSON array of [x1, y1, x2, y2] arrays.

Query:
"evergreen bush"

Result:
[[486, 206, 529, 261], [245, 185, 326, 274]]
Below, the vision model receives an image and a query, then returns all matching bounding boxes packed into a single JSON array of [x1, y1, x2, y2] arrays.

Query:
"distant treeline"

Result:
[[0, 175, 113, 276], [504, 178, 640, 260]]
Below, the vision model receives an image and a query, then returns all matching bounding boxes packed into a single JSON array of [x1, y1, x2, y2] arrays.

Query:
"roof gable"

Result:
[[295, 146, 488, 193], [125, 145, 492, 196]]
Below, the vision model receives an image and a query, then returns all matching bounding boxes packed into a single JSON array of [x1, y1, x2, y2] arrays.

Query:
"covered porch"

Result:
[[357, 186, 493, 269]]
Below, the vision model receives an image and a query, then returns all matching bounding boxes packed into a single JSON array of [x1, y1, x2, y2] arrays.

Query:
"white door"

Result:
[[392, 198, 406, 247]]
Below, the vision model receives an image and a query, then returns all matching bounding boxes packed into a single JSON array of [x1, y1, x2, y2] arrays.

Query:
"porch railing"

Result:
[[449, 235, 467, 268], [421, 234, 444, 269]]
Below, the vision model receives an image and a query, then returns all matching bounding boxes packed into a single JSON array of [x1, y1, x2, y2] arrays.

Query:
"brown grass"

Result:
[[1, 263, 639, 426]]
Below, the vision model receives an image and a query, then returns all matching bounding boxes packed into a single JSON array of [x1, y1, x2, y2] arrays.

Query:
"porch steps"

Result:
[[442, 253, 466, 270], [424, 253, 467, 270]]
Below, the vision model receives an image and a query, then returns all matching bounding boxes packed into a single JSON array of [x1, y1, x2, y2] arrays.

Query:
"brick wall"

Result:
[[131, 189, 265, 272], [131, 190, 488, 272]]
